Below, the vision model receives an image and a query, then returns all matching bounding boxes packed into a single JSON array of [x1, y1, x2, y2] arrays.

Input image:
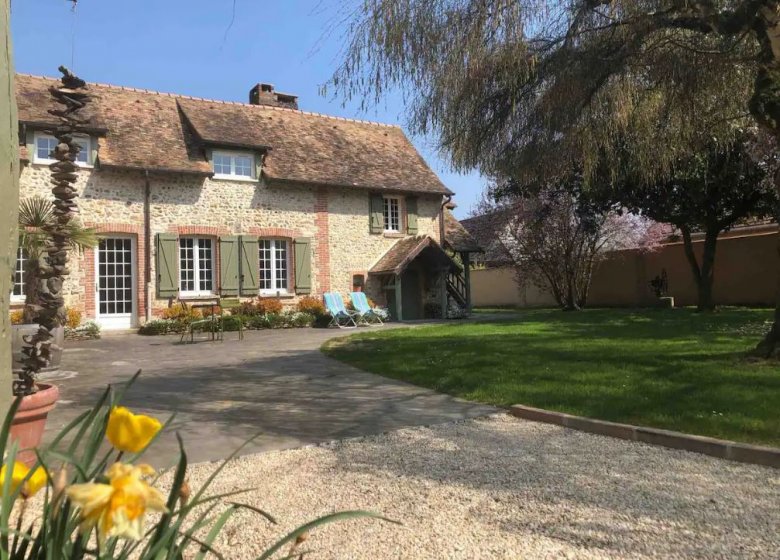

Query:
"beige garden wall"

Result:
[[471, 268, 556, 307], [472, 230, 778, 308]]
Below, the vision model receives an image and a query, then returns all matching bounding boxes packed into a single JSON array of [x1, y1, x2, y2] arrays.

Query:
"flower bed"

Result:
[[139, 298, 322, 336]]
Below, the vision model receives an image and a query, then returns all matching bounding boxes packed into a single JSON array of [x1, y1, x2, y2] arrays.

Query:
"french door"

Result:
[[95, 237, 136, 329]]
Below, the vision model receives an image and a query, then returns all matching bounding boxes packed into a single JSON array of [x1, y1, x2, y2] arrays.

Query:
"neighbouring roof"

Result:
[[15, 74, 453, 194], [460, 210, 513, 266], [443, 209, 482, 253], [370, 236, 459, 275]]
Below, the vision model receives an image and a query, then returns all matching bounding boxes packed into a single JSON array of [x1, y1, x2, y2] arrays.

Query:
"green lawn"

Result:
[[322, 308, 780, 447]]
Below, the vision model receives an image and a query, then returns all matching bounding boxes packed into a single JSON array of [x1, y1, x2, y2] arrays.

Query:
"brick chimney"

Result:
[[249, 83, 298, 109]]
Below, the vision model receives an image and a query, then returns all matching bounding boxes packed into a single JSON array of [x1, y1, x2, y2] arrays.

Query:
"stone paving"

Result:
[[45, 325, 496, 466]]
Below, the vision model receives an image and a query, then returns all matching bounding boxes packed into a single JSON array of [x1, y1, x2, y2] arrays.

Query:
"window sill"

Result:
[[259, 292, 295, 299], [178, 293, 219, 301], [211, 174, 259, 183], [32, 160, 93, 169], [383, 232, 405, 238]]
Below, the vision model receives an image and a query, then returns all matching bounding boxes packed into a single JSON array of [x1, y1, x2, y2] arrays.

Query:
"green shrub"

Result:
[[221, 314, 243, 331], [138, 318, 186, 335], [245, 314, 271, 329]]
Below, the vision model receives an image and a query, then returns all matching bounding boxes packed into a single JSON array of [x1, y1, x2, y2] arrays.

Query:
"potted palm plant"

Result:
[[11, 196, 96, 375]]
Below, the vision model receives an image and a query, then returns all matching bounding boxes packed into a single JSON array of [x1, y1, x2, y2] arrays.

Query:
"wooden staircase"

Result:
[[447, 270, 468, 308]]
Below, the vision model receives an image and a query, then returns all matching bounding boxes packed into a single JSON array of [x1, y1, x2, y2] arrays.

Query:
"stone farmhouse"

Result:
[[12, 74, 480, 328]]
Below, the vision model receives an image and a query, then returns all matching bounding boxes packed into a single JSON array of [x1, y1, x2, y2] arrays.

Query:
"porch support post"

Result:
[[462, 251, 472, 314], [394, 274, 403, 321], [440, 268, 448, 319]]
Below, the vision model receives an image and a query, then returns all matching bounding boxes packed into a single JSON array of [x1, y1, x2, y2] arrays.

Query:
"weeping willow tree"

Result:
[[329, 0, 780, 356]]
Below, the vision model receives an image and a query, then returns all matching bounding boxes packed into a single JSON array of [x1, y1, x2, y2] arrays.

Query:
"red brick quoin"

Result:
[[314, 187, 330, 293]]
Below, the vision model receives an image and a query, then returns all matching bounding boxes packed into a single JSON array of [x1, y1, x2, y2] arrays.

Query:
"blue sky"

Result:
[[11, 0, 485, 218]]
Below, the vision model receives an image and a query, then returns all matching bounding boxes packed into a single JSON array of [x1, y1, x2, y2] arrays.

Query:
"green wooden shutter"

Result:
[[369, 194, 384, 234], [219, 236, 239, 296], [406, 197, 418, 234], [156, 233, 179, 298], [239, 236, 259, 295], [294, 237, 312, 294]]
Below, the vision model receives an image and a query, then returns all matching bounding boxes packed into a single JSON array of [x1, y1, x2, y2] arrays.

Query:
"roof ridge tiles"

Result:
[[17, 72, 400, 129]]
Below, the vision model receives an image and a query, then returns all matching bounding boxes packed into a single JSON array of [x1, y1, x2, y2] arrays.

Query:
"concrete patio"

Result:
[[45, 325, 496, 466]]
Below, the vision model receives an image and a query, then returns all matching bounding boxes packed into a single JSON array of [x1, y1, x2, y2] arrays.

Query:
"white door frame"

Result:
[[94, 235, 137, 329]]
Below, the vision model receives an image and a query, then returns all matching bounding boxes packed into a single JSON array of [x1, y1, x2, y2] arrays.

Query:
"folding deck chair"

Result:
[[324, 292, 359, 328], [350, 292, 384, 325]]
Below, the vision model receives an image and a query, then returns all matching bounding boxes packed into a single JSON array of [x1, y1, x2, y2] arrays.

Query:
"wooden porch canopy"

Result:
[[369, 235, 459, 277], [370, 235, 458, 321]]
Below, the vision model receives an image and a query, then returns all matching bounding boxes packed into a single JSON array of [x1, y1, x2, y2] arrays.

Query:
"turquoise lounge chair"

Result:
[[324, 292, 359, 328], [350, 292, 384, 325]]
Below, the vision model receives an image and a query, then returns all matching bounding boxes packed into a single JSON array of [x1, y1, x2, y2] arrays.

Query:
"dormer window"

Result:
[[33, 132, 91, 166], [212, 150, 256, 180]]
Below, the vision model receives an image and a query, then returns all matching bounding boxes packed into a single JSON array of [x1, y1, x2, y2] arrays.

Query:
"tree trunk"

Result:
[[748, 13, 780, 356], [753, 195, 780, 357], [22, 256, 41, 324], [696, 230, 718, 312], [0, 0, 19, 415]]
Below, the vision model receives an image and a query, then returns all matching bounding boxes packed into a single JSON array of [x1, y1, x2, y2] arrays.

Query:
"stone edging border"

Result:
[[510, 404, 780, 469]]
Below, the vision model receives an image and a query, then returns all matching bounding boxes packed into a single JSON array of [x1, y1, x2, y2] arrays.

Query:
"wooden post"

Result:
[[0, 0, 19, 415], [440, 268, 448, 319], [394, 274, 403, 321], [462, 251, 472, 314]]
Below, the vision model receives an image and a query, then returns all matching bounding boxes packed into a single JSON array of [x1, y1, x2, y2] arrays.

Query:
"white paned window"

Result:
[[33, 132, 90, 165], [258, 239, 288, 294], [11, 247, 26, 301], [212, 151, 255, 179], [179, 237, 214, 295], [383, 196, 400, 232]]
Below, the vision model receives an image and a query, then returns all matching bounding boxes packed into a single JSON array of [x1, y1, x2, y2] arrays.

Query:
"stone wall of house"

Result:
[[17, 163, 444, 326], [326, 189, 442, 307]]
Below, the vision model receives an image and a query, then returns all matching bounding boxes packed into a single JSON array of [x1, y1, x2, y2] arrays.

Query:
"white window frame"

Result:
[[258, 238, 290, 296], [383, 196, 401, 233], [211, 150, 256, 181], [11, 247, 26, 303], [33, 132, 92, 167], [178, 237, 216, 297]]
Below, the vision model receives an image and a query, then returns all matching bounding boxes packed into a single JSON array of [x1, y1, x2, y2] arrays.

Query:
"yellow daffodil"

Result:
[[106, 406, 162, 453], [0, 461, 48, 498], [66, 463, 168, 542]]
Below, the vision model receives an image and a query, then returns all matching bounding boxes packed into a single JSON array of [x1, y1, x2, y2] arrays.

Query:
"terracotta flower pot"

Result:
[[10, 384, 59, 466]]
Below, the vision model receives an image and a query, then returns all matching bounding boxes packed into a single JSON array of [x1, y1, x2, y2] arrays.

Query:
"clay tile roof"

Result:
[[176, 98, 451, 194], [443, 209, 482, 253], [16, 74, 211, 175], [15, 73, 453, 194], [370, 235, 458, 275]]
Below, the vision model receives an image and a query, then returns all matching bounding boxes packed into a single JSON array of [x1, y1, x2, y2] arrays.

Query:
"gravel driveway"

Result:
[[175, 414, 779, 559]]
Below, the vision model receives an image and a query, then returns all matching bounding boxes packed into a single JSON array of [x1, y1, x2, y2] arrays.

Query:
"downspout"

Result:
[[439, 194, 452, 245], [144, 170, 152, 322]]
